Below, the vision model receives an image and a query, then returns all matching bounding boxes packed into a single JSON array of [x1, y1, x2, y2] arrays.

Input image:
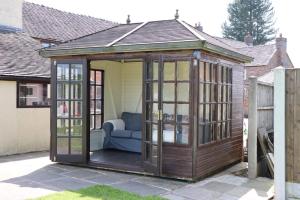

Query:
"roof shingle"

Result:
[[23, 2, 117, 42], [0, 30, 50, 78]]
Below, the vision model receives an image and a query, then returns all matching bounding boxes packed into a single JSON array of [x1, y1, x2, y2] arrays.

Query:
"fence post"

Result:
[[274, 67, 286, 199], [248, 76, 257, 179]]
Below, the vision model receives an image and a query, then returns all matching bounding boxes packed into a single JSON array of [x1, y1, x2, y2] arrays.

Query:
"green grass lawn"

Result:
[[34, 185, 165, 200]]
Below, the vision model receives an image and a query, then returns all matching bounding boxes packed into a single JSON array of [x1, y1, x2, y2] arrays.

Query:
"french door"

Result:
[[143, 55, 192, 175], [50, 59, 88, 163]]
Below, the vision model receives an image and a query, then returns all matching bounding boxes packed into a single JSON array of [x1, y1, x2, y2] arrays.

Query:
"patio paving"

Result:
[[0, 152, 274, 200]]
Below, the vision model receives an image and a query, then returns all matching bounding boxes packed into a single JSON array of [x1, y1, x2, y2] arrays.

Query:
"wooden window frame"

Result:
[[198, 62, 233, 146], [89, 69, 104, 130], [16, 80, 51, 108]]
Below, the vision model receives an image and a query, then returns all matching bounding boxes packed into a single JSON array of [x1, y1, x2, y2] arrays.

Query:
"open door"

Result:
[[50, 59, 88, 163], [143, 57, 162, 175]]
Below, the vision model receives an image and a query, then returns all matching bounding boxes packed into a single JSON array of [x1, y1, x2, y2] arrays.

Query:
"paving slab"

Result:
[[111, 180, 169, 196], [0, 152, 274, 200]]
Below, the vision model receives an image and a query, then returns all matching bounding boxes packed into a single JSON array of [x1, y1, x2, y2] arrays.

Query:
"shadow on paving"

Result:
[[1, 162, 187, 199]]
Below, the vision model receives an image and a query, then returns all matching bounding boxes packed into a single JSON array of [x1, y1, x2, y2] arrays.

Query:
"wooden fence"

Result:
[[284, 69, 300, 198], [248, 77, 274, 179]]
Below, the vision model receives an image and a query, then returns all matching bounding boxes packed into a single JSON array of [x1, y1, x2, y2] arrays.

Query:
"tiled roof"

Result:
[[238, 44, 276, 67], [217, 37, 277, 66], [44, 19, 250, 62], [23, 2, 117, 42], [0, 30, 50, 78]]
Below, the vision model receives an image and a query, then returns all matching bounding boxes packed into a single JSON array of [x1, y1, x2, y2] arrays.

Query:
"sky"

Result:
[[27, 0, 300, 67]]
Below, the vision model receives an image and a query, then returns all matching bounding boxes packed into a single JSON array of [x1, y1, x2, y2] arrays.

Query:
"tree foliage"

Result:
[[222, 0, 277, 45]]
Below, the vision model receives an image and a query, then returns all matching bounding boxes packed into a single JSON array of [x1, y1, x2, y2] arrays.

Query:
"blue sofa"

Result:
[[102, 112, 142, 153]]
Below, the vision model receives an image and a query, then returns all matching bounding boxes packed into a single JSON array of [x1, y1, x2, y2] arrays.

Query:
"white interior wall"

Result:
[[90, 60, 143, 120]]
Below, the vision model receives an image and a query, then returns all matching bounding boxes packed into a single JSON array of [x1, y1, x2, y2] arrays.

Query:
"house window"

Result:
[[198, 62, 232, 145], [90, 69, 104, 130], [17, 82, 50, 107]]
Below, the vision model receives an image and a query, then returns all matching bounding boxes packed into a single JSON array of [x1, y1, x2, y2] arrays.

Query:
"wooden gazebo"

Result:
[[40, 18, 252, 180]]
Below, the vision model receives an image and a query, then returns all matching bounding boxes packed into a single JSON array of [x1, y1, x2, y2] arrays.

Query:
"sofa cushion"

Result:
[[131, 131, 142, 139], [111, 130, 131, 138], [121, 112, 142, 131]]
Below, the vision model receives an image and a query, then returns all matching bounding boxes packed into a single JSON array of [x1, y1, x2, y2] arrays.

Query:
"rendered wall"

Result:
[[0, 81, 50, 156]]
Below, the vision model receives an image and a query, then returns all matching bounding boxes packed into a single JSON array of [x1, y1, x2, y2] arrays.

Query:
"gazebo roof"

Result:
[[39, 19, 252, 63]]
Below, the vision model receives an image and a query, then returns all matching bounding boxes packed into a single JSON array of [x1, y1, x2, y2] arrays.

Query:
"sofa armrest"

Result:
[[102, 122, 113, 137]]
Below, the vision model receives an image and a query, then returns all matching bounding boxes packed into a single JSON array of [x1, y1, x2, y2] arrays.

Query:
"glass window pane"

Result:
[[57, 138, 68, 154], [163, 104, 175, 122], [153, 62, 159, 81], [199, 62, 205, 82], [57, 83, 69, 100], [205, 84, 210, 102], [71, 119, 82, 136], [205, 63, 210, 82], [57, 119, 69, 136], [199, 83, 204, 103], [70, 83, 82, 100], [223, 103, 227, 120], [96, 86, 102, 99], [164, 62, 175, 81], [218, 66, 222, 83], [177, 83, 189, 102], [95, 71, 102, 84], [57, 64, 69, 81], [177, 61, 190, 81], [163, 83, 175, 101], [177, 104, 189, 123], [223, 85, 227, 102], [70, 101, 82, 118], [199, 104, 204, 122], [95, 115, 102, 129], [152, 124, 158, 144], [90, 115, 95, 130], [211, 64, 217, 83], [217, 122, 222, 140], [90, 70, 95, 82], [90, 86, 95, 99], [57, 101, 69, 118], [204, 124, 212, 143], [218, 104, 222, 121], [95, 100, 102, 114], [223, 67, 227, 83], [205, 104, 210, 122], [71, 64, 82, 81], [153, 82, 158, 101], [218, 85, 222, 102], [152, 103, 159, 122], [71, 138, 82, 154], [163, 124, 174, 143], [211, 84, 216, 102], [18, 83, 50, 106], [176, 124, 189, 144], [211, 104, 217, 122], [198, 125, 204, 144]]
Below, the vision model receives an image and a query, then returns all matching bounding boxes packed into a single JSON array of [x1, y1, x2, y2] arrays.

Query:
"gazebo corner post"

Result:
[[274, 67, 286, 200], [191, 50, 201, 179], [248, 76, 258, 179]]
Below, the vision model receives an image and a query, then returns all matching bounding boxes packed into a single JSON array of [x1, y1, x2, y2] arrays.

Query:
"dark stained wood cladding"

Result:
[[195, 60, 244, 179], [162, 145, 193, 179]]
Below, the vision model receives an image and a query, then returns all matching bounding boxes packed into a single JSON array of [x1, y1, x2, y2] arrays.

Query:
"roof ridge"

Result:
[[176, 20, 205, 41], [24, 1, 118, 25], [106, 22, 148, 47]]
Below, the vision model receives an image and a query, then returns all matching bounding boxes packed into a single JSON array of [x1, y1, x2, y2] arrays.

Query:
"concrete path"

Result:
[[0, 152, 274, 200]]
